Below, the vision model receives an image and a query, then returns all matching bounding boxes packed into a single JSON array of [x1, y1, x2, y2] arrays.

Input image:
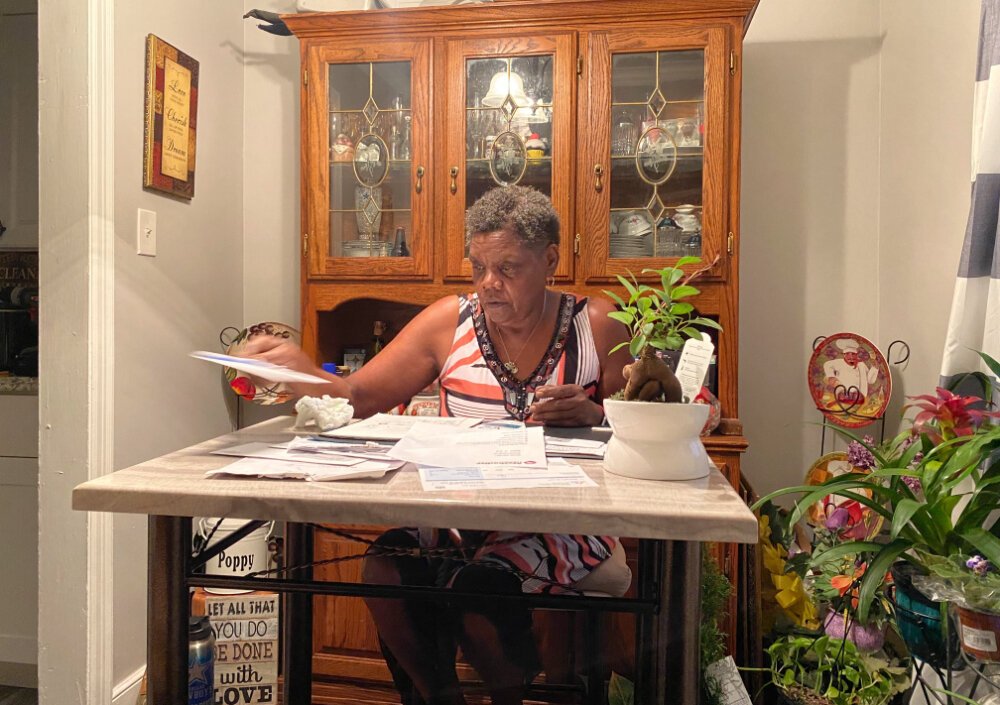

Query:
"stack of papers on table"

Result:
[[543, 436, 607, 459], [387, 420, 598, 492], [319, 413, 481, 441], [207, 439, 405, 482]]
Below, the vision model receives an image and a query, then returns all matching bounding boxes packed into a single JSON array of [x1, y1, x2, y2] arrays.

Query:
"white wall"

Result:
[[111, 0, 245, 688], [740, 0, 981, 498], [241, 1, 301, 430], [877, 1, 980, 419]]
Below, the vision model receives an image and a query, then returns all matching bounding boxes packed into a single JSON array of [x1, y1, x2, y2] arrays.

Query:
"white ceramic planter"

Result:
[[603, 399, 710, 481]]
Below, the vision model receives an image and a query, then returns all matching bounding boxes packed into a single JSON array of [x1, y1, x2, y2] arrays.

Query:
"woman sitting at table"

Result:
[[245, 185, 633, 705]]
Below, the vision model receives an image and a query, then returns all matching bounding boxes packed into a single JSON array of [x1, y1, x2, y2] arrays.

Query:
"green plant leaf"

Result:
[[811, 540, 883, 566], [957, 527, 1000, 566], [607, 672, 634, 705], [670, 302, 694, 315], [648, 339, 669, 350], [890, 498, 922, 540], [857, 539, 910, 622], [675, 256, 702, 268], [603, 289, 627, 309], [670, 285, 700, 300], [689, 317, 723, 330], [615, 274, 637, 298], [607, 311, 634, 326], [609, 341, 629, 354], [977, 350, 1000, 378]]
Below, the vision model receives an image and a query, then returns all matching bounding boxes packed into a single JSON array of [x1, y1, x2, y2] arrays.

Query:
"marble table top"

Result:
[[72, 417, 757, 543]]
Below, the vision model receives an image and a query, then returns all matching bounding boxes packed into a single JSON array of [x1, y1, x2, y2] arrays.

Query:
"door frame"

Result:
[[38, 0, 115, 702]]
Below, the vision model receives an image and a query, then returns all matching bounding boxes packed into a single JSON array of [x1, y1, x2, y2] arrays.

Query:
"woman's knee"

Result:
[[362, 528, 425, 585]]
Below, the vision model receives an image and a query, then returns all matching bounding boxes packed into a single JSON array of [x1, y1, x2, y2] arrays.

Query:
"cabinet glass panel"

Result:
[[328, 61, 414, 258], [609, 50, 704, 259], [463, 55, 554, 255]]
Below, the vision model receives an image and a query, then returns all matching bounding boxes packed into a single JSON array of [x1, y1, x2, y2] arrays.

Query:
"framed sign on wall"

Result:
[[143, 34, 199, 199]]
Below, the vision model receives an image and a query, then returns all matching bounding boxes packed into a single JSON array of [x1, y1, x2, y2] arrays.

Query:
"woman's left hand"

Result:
[[528, 384, 604, 427]]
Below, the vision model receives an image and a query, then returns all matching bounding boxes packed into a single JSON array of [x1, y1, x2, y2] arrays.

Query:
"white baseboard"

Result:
[[0, 660, 36, 689], [111, 665, 145, 705], [0, 635, 36, 666]]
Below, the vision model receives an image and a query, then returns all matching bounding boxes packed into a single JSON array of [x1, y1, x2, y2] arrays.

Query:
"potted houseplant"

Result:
[[754, 352, 1000, 667], [602, 256, 722, 480], [917, 554, 1000, 662], [766, 632, 911, 705]]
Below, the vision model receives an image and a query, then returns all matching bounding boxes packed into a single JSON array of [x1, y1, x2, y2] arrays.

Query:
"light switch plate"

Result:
[[137, 208, 157, 256]]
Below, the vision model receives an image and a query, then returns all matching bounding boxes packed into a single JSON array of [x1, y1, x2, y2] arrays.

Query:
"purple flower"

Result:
[[909, 451, 924, 468], [967, 555, 991, 576], [847, 440, 876, 470], [825, 506, 850, 530], [902, 475, 922, 493]]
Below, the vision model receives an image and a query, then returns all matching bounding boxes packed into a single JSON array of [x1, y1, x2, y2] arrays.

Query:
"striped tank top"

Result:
[[439, 292, 601, 421], [427, 292, 615, 594]]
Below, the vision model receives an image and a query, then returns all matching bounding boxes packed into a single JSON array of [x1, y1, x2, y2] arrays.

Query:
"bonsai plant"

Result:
[[602, 257, 722, 480], [604, 256, 721, 402]]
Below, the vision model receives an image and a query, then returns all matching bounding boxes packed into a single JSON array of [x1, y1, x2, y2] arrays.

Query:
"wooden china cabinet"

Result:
[[284, 0, 758, 700]]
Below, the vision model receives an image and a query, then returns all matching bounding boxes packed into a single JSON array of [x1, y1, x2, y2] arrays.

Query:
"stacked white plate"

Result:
[[342, 239, 391, 257], [610, 232, 653, 258]]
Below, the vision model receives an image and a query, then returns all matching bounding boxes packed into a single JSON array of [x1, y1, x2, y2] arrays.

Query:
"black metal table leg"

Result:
[[148, 515, 191, 704], [634, 539, 659, 704], [283, 521, 314, 704], [656, 541, 701, 705]]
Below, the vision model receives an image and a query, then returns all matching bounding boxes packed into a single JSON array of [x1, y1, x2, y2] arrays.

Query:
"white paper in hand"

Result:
[[190, 351, 329, 385]]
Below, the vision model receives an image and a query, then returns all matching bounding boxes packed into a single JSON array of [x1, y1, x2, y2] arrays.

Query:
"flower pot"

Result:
[[603, 399, 710, 481], [956, 605, 1000, 662], [823, 611, 887, 652], [891, 562, 963, 669]]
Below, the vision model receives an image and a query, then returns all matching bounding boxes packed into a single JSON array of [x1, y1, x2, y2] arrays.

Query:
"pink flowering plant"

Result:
[[755, 351, 1000, 624]]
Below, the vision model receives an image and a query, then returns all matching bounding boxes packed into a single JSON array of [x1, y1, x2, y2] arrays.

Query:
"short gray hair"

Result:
[[465, 186, 560, 250]]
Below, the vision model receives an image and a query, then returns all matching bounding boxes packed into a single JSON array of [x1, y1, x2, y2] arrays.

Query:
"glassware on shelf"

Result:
[[392, 226, 410, 257], [612, 110, 637, 156], [655, 216, 684, 258], [354, 185, 383, 241]]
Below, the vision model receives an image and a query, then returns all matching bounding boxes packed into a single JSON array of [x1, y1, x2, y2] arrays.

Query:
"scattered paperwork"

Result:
[[417, 460, 597, 492], [212, 442, 363, 466], [206, 456, 399, 482], [389, 421, 547, 468], [543, 435, 606, 459], [320, 413, 480, 441]]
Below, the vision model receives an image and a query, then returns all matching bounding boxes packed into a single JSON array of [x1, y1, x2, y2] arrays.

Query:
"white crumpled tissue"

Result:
[[294, 395, 354, 432]]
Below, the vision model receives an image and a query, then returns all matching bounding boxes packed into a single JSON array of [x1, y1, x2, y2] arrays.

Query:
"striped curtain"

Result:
[[941, 0, 1000, 397]]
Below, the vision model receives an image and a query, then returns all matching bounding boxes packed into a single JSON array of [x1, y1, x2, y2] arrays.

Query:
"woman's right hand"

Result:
[[242, 335, 317, 373]]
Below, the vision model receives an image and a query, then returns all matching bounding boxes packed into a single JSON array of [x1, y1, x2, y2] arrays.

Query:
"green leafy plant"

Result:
[[701, 548, 733, 705], [766, 634, 909, 705], [919, 554, 1000, 614], [754, 351, 1000, 624], [604, 256, 721, 402]]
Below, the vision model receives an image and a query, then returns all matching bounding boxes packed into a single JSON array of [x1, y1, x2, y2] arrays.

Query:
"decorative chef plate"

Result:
[[804, 451, 883, 540], [808, 332, 891, 428], [223, 322, 301, 405]]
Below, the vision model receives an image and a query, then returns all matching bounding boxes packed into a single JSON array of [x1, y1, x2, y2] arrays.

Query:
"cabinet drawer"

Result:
[[0, 395, 38, 457]]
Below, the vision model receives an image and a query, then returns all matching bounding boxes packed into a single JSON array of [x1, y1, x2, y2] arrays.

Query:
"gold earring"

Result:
[[546, 276, 555, 288]]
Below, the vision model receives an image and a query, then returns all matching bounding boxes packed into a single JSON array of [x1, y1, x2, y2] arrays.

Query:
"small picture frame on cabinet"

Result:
[[343, 347, 367, 373]]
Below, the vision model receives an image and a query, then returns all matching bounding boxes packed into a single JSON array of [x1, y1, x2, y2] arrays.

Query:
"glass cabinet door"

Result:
[[582, 27, 728, 281], [305, 40, 431, 279], [444, 35, 575, 280]]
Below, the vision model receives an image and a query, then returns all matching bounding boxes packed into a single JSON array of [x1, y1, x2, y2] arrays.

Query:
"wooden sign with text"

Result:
[[191, 590, 278, 705], [143, 34, 199, 199]]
